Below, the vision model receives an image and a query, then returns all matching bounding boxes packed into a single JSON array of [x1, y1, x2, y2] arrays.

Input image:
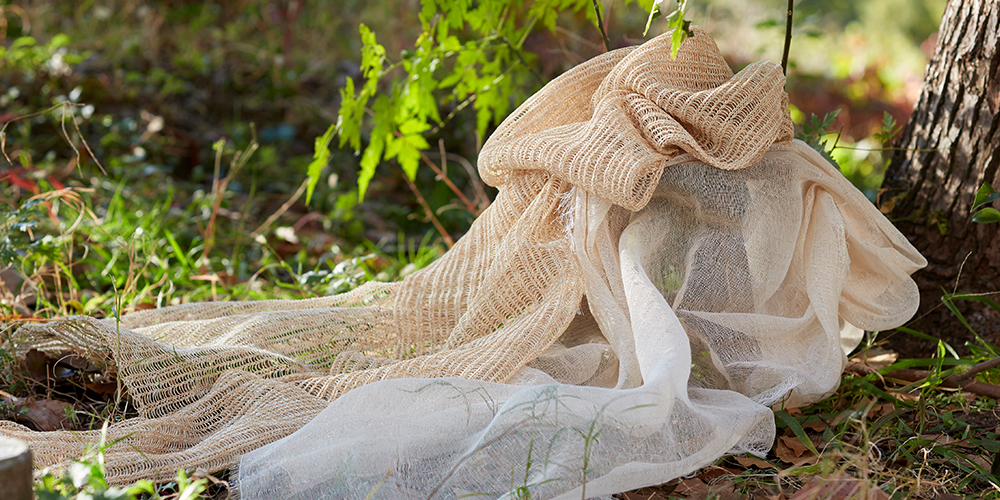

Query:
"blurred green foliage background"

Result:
[[0, 0, 946, 316]]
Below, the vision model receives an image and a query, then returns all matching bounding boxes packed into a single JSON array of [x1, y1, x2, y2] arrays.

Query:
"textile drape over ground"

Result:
[[1, 28, 925, 499]]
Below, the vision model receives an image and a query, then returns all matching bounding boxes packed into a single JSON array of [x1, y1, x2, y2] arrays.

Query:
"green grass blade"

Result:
[[950, 293, 1000, 313], [775, 410, 820, 456], [894, 326, 959, 359], [942, 292, 998, 354], [163, 229, 190, 270]]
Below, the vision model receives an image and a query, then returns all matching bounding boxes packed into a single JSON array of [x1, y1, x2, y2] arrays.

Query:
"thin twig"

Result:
[[428, 93, 476, 135], [418, 150, 477, 215], [884, 368, 1000, 399], [403, 175, 455, 249], [553, 26, 603, 53], [781, 0, 793, 75], [1, 103, 73, 167], [69, 104, 107, 175], [203, 143, 257, 265], [499, 36, 545, 85], [438, 138, 447, 179], [58, 104, 83, 174], [427, 151, 491, 210], [592, 0, 612, 52], [250, 179, 309, 238], [425, 418, 532, 499], [832, 146, 944, 153], [952, 251, 973, 295]]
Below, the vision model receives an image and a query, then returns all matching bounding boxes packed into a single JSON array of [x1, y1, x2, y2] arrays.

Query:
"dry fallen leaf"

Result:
[[697, 466, 739, 483], [779, 435, 812, 458], [619, 478, 680, 499], [885, 390, 920, 402], [85, 377, 118, 396], [24, 348, 52, 379], [3, 388, 75, 430], [848, 349, 898, 370], [775, 436, 819, 465], [20, 398, 75, 431], [669, 475, 742, 500], [802, 420, 828, 432], [673, 477, 710, 498], [789, 476, 889, 500], [619, 489, 672, 500], [705, 480, 741, 500], [934, 494, 964, 500], [927, 433, 960, 446], [867, 402, 896, 419], [733, 455, 777, 469], [57, 353, 98, 371]]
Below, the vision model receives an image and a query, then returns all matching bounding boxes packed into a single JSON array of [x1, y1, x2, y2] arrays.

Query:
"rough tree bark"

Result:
[[883, 0, 1000, 356]]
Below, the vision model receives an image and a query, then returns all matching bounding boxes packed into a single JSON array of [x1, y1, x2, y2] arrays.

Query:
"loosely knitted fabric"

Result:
[[2, 28, 924, 499]]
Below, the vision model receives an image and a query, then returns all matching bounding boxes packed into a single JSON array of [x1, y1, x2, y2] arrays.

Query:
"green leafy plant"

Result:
[[0, 198, 44, 267], [795, 110, 916, 200], [331, 9, 534, 201], [972, 183, 1000, 223], [0, 34, 89, 74], [795, 108, 842, 166], [645, 0, 692, 55], [9, 2, 995, 498], [871, 111, 903, 145], [308, 0, 688, 204], [34, 423, 210, 500]]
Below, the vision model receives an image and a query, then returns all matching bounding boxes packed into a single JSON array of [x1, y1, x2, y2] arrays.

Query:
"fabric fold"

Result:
[[478, 26, 794, 211], [3, 28, 924, 500]]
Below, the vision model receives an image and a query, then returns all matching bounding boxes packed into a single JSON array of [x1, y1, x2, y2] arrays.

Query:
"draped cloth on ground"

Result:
[[1, 28, 925, 499]]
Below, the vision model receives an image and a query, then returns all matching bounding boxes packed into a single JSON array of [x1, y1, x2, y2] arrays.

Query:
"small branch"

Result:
[[427, 151, 491, 211], [830, 146, 944, 153], [885, 368, 1000, 399], [781, 0, 793, 75], [953, 355, 1000, 384], [403, 174, 455, 249], [428, 93, 476, 135], [592, 0, 612, 52], [846, 362, 1000, 399], [418, 150, 477, 215]]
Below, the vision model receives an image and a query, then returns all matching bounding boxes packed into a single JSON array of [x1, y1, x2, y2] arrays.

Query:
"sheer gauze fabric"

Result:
[[2, 28, 925, 499]]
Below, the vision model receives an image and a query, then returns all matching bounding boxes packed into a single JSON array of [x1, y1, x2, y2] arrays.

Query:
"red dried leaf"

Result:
[[698, 466, 731, 483], [85, 379, 118, 396], [775, 437, 819, 465], [674, 477, 709, 498], [779, 435, 812, 458], [802, 420, 828, 432], [733, 455, 776, 469]]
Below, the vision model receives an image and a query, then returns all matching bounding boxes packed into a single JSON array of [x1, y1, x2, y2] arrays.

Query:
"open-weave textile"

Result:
[[1, 28, 925, 499]]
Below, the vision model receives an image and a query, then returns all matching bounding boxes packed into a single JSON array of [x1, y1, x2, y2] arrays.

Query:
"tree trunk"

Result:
[[882, 0, 1000, 357], [0, 437, 32, 500]]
